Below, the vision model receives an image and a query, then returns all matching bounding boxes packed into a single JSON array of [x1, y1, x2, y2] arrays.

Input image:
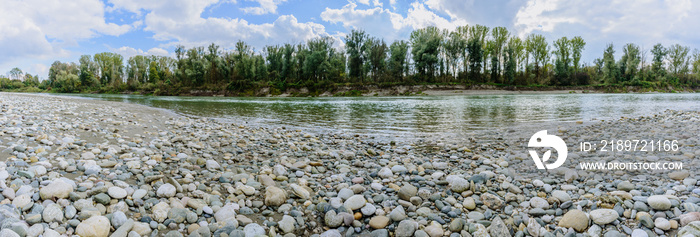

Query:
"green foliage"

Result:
[[345, 29, 368, 81], [467, 38, 483, 82], [5, 25, 700, 96], [553, 37, 571, 85], [603, 43, 619, 84], [410, 26, 443, 79]]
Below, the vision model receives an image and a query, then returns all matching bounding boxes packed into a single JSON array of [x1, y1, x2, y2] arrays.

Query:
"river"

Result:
[[58, 93, 700, 139]]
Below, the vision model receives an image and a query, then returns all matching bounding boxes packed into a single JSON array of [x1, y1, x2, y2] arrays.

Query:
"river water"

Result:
[[60, 93, 700, 139]]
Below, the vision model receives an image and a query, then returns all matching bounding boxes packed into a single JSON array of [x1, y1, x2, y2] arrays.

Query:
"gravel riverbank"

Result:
[[0, 92, 699, 237]]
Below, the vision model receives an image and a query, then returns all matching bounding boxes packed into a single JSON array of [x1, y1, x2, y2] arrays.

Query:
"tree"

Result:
[[620, 43, 641, 82], [526, 34, 549, 81], [205, 43, 222, 85], [148, 60, 160, 83], [388, 40, 409, 81], [94, 52, 123, 86], [503, 46, 517, 84], [455, 25, 470, 73], [490, 26, 509, 80], [8, 68, 23, 81], [467, 38, 483, 82], [303, 37, 334, 82], [693, 49, 700, 78], [603, 43, 618, 84], [54, 70, 80, 92], [552, 37, 571, 85], [650, 43, 667, 75], [23, 74, 39, 87], [345, 29, 369, 82], [443, 30, 467, 78], [570, 36, 586, 73], [410, 26, 443, 79], [265, 45, 283, 81], [281, 43, 296, 83], [469, 25, 490, 74], [78, 55, 96, 88], [667, 44, 691, 75], [366, 38, 388, 82], [507, 36, 524, 73], [185, 47, 207, 86]]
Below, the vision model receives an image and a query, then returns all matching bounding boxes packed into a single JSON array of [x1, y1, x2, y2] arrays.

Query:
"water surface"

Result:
[[60, 93, 700, 138]]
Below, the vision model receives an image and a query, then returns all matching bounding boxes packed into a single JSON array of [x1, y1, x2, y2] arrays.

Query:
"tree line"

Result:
[[3, 24, 700, 94]]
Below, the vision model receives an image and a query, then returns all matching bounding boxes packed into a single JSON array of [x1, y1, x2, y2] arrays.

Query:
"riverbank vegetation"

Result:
[[3, 25, 700, 95]]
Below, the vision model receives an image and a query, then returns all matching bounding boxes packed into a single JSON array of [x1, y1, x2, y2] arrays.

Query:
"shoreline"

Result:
[[6, 83, 698, 98], [0, 93, 698, 236]]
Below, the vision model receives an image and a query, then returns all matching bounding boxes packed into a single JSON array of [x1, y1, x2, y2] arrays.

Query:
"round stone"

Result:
[[369, 216, 390, 229], [156, 184, 176, 198], [559, 209, 589, 232], [344, 195, 366, 211], [647, 195, 672, 210], [108, 187, 127, 199], [76, 216, 111, 237], [590, 209, 619, 225]]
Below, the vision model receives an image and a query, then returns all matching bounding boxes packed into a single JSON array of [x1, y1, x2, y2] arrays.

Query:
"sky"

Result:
[[2, 0, 700, 79]]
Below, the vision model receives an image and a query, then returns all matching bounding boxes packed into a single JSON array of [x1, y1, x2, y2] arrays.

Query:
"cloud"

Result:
[[0, 0, 131, 75], [9, 0, 131, 42], [112, 46, 173, 59], [321, 2, 467, 42], [110, 1, 329, 50], [512, 0, 700, 62], [241, 0, 288, 15], [425, 0, 523, 28]]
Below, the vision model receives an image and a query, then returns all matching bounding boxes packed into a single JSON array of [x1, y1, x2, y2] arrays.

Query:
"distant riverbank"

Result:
[[110, 84, 700, 97]]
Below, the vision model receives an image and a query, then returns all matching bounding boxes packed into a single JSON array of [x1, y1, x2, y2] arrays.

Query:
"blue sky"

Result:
[[2, 0, 700, 79]]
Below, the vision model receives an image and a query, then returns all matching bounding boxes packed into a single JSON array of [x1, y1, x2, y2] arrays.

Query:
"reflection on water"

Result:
[[60, 93, 700, 136]]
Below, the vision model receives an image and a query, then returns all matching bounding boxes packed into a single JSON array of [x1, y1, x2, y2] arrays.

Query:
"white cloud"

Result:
[[110, 0, 328, 49], [107, 0, 331, 50], [8, 0, 131, 42], [321, 2, 466, 42], [241, 0, 288, 15], [0, 0, 131, 76], [355, 0, 370, 5], [513, 0, 700, 62], [30, 64, 50, 80], [513, 0, 578, 37], [112, 46, 173, 59], [425, 0, 522, 28], [147, 48, 171, 56]]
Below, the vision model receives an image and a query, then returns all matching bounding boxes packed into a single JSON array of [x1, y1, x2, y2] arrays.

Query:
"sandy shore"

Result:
[[0, 92, 699, 237]]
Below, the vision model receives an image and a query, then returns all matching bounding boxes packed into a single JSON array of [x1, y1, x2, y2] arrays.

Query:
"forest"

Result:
[[2, 24, 700, 95]]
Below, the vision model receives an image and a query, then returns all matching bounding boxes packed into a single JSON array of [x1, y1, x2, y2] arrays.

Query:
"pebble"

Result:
[[552, 190, 571, 202], [278, 215, 296, 234], [108, 187, 128, 199], [1, 94, 699, 237], [344, 195, 366, 211], [423, 221, 444, 237], [369, 216, 390, 229], [76, 216, 111, 237], [559, 209, 589, 232], [590, 209, 619, 225], [679, 221, 700, 236], [265, 186, 287, 206], [631, 229, 648, 237], [243, 223, 265, 237], [647, 195, 672, 210], [398, 184, 417, 201], [39, 180, 73, 200], [156, 184, 177, 198], [654, 217, 671, 230]]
